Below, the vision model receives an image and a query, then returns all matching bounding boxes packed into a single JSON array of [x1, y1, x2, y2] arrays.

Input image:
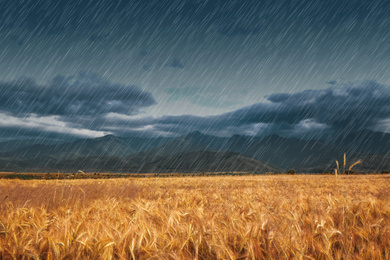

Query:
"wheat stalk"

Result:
[[1, 175, 389, 259], [348, 160, 362, 172], [343, 153, 346, 167], [343, 153, 347, 174]]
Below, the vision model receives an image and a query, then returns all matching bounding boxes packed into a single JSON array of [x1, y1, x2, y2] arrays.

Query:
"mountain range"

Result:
[[0, 130, 389, 173]]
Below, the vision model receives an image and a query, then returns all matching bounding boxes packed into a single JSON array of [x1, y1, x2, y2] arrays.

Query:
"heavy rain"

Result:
[[1, 2, 390, 259], [0, 0, 389, 173]]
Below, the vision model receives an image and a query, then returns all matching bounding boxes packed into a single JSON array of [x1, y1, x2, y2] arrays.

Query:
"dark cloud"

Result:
[[165, 86, 240, 108], [142, 65, 152, 72], [165, 58, 184, 69], [139, 50, 148, 57], [1, 0, 383, 33], [1, 79, 389, 139], [326, 80, 337, 85], [0, 1, 131, 36], [88, 33, 111, 42], [256, 80, 390, 128], [0, 125, 81, 142], [218, 26, 261, 37], [90, 80, 390, 138], [0, 72, 156, 117], [211, 80, 390, 135]]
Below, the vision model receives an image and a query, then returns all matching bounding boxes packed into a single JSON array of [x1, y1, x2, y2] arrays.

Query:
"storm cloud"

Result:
[[165, 58, 185, 69], [0, 72, 156, 117], [1, 78, 389, 139], [227, 80, 390, 129], [80, 80, 390, 138]]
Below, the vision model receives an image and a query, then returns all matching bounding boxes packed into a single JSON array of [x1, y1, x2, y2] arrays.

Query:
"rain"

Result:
[[0, 0, 389, 173]]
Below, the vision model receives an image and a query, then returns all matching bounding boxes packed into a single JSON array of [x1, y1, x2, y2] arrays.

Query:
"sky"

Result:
[[0, 0, 390, 140]]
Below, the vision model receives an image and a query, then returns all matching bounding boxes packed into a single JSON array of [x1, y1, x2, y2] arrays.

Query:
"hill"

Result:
[[0, 130, 388, 173]]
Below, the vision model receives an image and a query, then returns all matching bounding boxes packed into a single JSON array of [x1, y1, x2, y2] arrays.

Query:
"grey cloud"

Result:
[[88, 33, 111, 42], [326, 80, 337, 85], [165, 86, 241, 108], [91, 80, 390, 138], [165, 58, 184, 69], [217, 25, 262, 36], [218, 80, 390, 131], [0, 126, 84, 142], [2, 79, 389, 139], [142, 65, 152, 71], [139, 50, 148, 57], [0, 72, 156, 117]]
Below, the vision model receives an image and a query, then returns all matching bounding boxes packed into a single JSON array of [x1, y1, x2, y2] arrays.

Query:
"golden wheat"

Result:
[[348, 159, 362, 172], [0, 175, 389, 259]]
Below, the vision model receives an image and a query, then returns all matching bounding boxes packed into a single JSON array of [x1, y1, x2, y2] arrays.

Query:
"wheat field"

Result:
[[0, 175, 389, 259]]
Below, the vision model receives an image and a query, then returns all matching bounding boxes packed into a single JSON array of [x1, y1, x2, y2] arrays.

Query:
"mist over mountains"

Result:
[[0, 130, 388, 173]]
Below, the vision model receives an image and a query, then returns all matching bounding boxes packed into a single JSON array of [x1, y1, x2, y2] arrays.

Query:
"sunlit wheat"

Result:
[[0, 175, 389, 259]]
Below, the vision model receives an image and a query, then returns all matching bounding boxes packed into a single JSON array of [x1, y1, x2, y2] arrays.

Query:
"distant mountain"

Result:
[[325, 129, 390, 155], [35, 150, 280, 173], [143, 132, 343, 170], [354, 154, 390, 172], [143, 150, 280, 173], [222, 134, 343, 170], [53, 156, 136, 173], [0, 135, 170, 161], [0, 138, 64, 152], [0, 130, 388, 173], [135, 131, 227, 160], [0, 135, 134, 161]]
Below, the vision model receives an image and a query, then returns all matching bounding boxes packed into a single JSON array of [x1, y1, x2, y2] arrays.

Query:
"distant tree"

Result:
[[287, 169, 296, 175], [344, 170, 359, 175]]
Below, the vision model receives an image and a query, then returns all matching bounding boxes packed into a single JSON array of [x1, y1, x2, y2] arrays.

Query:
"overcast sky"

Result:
[[0, 0, 389, 140]]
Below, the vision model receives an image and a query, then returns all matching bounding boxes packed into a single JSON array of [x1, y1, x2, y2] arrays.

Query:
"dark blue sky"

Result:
[[0, 0, 389, 140]]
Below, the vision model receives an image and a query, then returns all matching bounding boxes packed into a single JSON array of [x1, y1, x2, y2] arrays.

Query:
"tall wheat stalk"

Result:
[[335, 160, 339, 177], [336, 154, 362, 175], [343, 153, 346, 174], [348, 159, 362, 172]]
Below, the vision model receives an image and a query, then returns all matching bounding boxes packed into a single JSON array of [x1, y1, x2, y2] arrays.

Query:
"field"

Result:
[[0, 175, 389, 259], [0, 171, 259, 180]]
